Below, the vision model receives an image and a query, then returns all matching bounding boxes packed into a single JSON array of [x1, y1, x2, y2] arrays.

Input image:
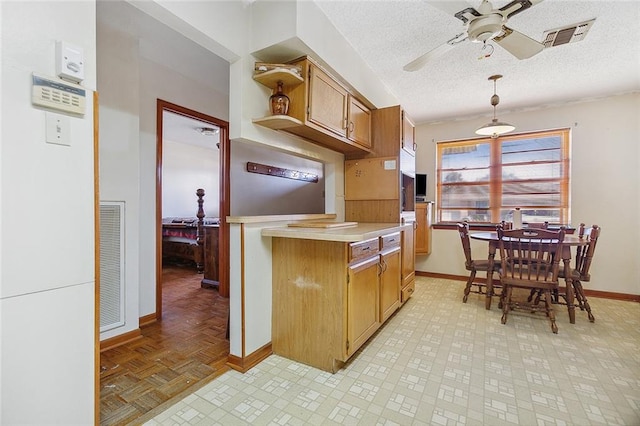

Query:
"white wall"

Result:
[[98, 1, 231, 335], [0, 1, 96, 423], [162, 140, 220, 218], [415, 93, 640, 296], [230, 140, 325, 216], [97, 7, 142, 340]]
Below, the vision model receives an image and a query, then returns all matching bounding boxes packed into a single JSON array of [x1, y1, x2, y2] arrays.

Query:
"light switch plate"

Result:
[[46, 112, 71, 146]]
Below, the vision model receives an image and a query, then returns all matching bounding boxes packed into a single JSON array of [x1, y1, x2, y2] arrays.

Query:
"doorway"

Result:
[[156, 99, 230, 319]]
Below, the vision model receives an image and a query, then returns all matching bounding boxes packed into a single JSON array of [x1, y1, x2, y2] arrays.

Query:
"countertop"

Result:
[[262, 222, 406, 243]]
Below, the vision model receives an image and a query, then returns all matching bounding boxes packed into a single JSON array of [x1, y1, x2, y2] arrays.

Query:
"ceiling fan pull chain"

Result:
[[478, 42, 494, 60]]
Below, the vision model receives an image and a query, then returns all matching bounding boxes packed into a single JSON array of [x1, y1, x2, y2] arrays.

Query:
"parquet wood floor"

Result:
[[100, 265, 230, 425]]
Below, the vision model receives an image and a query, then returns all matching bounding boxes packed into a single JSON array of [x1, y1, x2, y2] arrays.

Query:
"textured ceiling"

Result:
[[314, 0, 640, 124], [101, 0, 640, 140]]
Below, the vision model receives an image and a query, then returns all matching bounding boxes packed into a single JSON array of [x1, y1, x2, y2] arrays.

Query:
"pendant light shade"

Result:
[[475, 74, 515, 138]]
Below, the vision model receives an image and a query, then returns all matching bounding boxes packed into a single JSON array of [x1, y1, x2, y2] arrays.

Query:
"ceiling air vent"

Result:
[[542, 18, 596, 48]]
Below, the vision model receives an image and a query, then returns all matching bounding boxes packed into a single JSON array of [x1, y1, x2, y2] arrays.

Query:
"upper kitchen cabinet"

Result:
[[369, 105, 415, 164], [253, 56, 373, 155], [402, 110, 416, 156], [307, 64, 348, 137], [347, 96, 372, 150]]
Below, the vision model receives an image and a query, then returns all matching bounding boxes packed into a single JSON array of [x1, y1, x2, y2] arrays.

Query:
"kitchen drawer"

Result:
[[349, 237, 379, 262], [401, 279, 415, 303], [381, 232, 401, 250]]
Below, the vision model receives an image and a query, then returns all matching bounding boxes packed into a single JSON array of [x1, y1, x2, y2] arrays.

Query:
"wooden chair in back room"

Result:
[[457, 222, 498, 303], [497, 226, 565, 333]]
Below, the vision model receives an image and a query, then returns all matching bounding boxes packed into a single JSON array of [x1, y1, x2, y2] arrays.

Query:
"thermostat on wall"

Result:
[[32, 73, 86, 115]]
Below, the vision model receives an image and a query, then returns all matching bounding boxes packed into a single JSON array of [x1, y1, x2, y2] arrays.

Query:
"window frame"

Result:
[[435, 129, 571, 225]]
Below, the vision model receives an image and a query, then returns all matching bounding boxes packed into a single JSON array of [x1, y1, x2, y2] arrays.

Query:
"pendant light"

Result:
[[475, 74, 515, 138]]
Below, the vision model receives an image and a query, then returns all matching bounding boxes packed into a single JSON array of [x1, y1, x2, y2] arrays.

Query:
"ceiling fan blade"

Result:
[[499, 0, 544, 19], [425, 1, 474, 18], [404, 43, 456, 72], [494, 26, 544, 59], [403, 32, 467, 72]]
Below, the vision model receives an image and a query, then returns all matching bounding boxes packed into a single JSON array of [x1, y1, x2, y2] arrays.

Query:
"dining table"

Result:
[[469, 230, 589, 324]]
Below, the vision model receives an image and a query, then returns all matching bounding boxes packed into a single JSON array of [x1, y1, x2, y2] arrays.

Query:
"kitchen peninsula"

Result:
[[263, 221, 411, 373]]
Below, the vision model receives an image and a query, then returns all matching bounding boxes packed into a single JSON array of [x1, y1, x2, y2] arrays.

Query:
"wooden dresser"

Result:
[[201, 225, 220, 289]]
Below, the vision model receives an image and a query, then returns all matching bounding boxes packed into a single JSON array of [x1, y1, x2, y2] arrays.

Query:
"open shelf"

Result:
[[253, 68, 304, 88], [252, 115, 303, 130]]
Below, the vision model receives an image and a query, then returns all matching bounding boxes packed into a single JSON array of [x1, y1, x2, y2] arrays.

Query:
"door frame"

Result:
[[156, 99, 231, 319]]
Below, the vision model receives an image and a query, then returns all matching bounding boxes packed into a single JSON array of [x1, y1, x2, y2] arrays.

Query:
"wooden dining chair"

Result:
[[556, 223, 601, 322], [457, 222, 496, 303], [497, 227, 566, 333]]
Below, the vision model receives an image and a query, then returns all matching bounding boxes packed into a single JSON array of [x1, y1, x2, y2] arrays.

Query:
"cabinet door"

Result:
[[344, 157, 399, 201], [402, 110, 416, 156], [415, 203, 432, 255], [347, 96, 371, 149], [402, 223, 415, 280], [308, 65, 348, 137], [380, 246, 401, 323], [347, 256, 380, 357]]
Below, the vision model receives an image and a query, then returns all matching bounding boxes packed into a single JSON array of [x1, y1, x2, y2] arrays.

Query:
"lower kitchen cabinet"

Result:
[[271, 229, 403, 373], [379, 233, 401, 323], [401, 222, 416, 303], [347, 255, 380, 357]]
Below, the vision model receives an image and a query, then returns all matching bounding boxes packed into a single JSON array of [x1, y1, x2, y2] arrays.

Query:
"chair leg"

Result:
[[462, 270, 476, 303], [573, 280, 595, 322], [572, 281, 585, 310], [544, 289, 558, 334], [501, 286, 512, 325]]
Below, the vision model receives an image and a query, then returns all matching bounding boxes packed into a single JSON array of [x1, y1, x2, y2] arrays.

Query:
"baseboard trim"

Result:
[[100, 328, 142, 352], [415, 271, 640, 302], [139, 313, 157, 327], [227, 343, 272, 373]]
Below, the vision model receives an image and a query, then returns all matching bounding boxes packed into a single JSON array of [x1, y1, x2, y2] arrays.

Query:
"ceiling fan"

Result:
[[404, 0, 547, 71]]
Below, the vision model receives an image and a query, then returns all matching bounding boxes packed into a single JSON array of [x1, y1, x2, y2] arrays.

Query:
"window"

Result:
[[436, 129, 570, 224]]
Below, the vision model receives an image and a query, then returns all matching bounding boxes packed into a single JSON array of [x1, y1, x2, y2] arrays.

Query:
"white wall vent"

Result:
[[99, 201, 125, 332], [542, 19, 596, 48]]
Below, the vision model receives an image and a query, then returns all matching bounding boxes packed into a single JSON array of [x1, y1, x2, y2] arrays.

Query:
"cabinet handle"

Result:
[[348, 121, 354, 133], [380, 259, 387, 272], [343, 117, 348, 129]]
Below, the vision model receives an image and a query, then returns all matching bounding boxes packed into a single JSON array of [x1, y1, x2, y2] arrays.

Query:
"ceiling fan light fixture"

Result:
[[475, 74, 515, 138], [467, 13, 504, 42]]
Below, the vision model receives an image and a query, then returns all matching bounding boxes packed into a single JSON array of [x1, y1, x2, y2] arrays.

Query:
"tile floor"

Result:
[[141, 276, 640, 425]]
